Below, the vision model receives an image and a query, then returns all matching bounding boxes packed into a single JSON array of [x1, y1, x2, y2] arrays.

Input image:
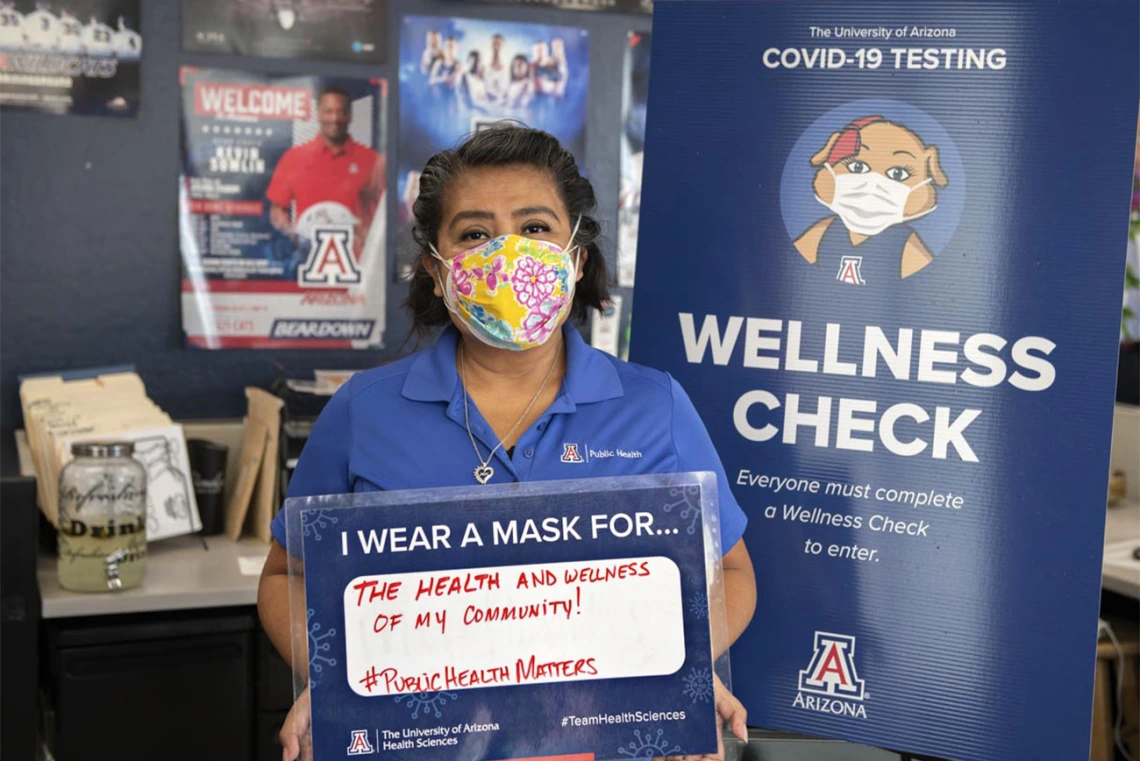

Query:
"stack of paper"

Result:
[[225, 388, 284, 543], [20, 371, 202, 542], [284, 368, 360, 396]]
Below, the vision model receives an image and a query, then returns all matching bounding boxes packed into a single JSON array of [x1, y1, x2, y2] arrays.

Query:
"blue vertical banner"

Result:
[[630, 2, 1139, 760]]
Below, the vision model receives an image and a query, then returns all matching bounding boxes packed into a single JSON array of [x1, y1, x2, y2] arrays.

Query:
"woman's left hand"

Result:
[[658, 674, 747, 761]]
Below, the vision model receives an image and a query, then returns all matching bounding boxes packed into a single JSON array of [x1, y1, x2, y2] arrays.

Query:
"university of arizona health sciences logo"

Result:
[[347, 729, 375, 755], [793, 631, 867, 719]]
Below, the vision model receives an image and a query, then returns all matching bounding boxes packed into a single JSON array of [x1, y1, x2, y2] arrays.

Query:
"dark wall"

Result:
[[0, 0, 649, 424]]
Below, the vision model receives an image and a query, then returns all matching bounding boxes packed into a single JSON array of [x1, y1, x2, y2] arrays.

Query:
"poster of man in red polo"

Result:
[[179, 67, 388, 349]]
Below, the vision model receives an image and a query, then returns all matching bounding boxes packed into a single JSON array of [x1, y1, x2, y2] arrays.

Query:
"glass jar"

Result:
[[57, 442, 148, 592]]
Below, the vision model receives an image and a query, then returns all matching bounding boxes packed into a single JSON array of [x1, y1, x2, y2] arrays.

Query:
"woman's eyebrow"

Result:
[[512, 205, 560, 221], [448, 209, 494, 231], [893, 150, 916, 158]]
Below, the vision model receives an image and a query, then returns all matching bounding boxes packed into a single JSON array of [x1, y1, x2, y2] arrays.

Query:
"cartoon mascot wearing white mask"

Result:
[[794, 116, 948, 282]]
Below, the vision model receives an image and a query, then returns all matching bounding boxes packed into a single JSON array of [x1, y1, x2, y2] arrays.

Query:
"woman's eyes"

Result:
[[845, 160, 870, 174], [457, 222, 551, 243], [885, 166, 912, 181]]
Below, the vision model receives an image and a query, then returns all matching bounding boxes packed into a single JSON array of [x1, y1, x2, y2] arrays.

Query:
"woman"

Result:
[[259, 127, 756, 761]]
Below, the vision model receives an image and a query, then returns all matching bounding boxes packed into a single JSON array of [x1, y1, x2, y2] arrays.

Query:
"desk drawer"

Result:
[[50, 631, 253, 761], [257, 630, 295, 712]]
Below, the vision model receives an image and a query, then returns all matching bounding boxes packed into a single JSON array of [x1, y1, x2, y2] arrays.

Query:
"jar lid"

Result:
[[71, 442, 135, 458]]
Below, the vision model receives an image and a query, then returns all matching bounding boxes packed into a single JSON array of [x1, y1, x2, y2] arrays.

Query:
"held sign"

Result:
[[285, 475, 726, 761], [630, 2, 1138, 760]]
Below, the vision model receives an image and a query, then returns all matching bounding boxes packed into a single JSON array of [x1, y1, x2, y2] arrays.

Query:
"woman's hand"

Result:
[[659, 674, 748, 761], [280, 687, 312, 761]]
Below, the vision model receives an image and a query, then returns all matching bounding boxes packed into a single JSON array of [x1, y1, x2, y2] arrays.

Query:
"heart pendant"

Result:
[[474, 465, 494, 485]]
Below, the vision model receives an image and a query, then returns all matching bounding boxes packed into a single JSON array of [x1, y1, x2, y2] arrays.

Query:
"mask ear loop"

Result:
[[566, 214, 583, 255], [426, 241, 460, 315], [549, 214, 585, 331], [813, 164, 838, 209], [897, 177, 937, 223], [564, 214, 584, 297]]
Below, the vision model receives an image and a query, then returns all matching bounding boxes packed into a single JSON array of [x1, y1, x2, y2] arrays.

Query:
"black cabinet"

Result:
[[44, 610, 255, 761], [257, 711, 289, 761], [255, 630, 295, 759], [1, 442, 40, 761]]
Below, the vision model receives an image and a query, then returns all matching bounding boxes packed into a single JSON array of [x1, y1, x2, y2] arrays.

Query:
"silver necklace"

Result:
[[458, 342, 560, 484]]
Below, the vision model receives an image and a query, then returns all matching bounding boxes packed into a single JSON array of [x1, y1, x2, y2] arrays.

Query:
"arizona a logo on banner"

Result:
[[794, 632, 865, 719]]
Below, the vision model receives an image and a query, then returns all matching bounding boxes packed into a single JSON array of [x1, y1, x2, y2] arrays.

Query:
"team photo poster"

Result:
[[396, 15, 589, 281], [182, 0, 389, 63], [0, 0, 141, 116], [618, 30, 649, 291], [179, 68, 389, 349]]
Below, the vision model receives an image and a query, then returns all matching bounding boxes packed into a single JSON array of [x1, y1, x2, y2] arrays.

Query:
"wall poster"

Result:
[[396, 15, 589, 281], [630, 2, 1139, 760], [179, 68, 388, 349], [0, 0, 141, 116], [181, 0, 389, 63], [617, 30, 649, 290], [444, 0, 651, 13]]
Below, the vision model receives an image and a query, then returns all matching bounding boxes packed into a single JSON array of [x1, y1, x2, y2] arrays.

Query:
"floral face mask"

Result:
[[430, 217, 582, 351]]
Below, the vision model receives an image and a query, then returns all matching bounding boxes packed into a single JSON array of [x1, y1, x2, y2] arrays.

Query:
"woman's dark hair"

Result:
[[406, 126, 610, 335]]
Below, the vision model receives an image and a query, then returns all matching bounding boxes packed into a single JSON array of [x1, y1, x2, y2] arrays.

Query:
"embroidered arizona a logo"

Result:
[[347, 729, 375, 755], [561, 443, 584, 463], [836, 256, 865, 285], [300, 226, 361, 287], [798, 631, 865, 700]]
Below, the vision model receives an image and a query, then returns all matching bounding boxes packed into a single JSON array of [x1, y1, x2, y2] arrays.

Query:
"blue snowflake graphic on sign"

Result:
[[662, 486, 702, 535], [682, 667, 714, 703], [307, 608, 337, 689], [393, 691, 459, 719], [302, 509, 339, 541], [688, 589, 709, 619], [617, 728, 683, 757]]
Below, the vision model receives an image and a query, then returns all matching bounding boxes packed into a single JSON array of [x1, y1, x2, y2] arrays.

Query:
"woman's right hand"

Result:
[[280, 686, 312, 761]]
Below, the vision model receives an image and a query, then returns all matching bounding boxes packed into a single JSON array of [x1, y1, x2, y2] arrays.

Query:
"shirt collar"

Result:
[[401, 323, 624, 406], [319, 138, 354, 157]]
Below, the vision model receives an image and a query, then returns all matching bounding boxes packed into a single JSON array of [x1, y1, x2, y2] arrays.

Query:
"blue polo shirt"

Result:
[[270, 324, 747, 553]]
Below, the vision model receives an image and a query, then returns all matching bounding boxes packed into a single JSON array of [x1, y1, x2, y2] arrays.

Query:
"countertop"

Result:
[[37, 501, 1140, 618], [1103, 499, 1140, 600], [39, 533, 269, 619]]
